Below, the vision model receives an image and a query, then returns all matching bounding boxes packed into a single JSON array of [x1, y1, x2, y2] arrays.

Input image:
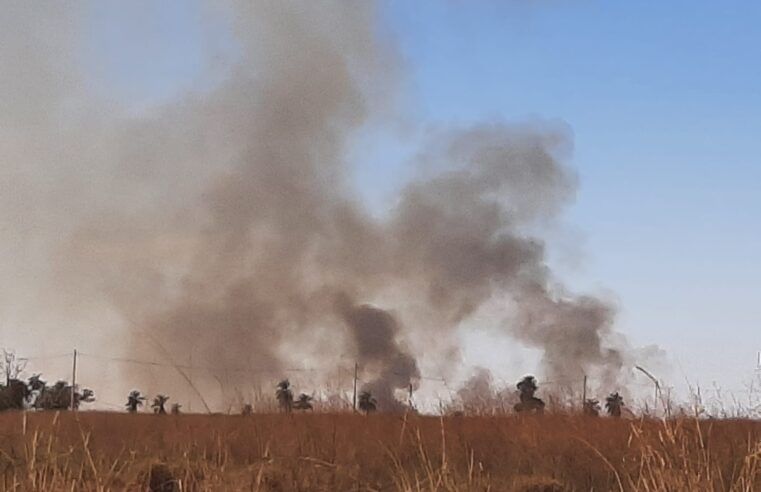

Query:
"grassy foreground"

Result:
[[0, 411, 760, 491]]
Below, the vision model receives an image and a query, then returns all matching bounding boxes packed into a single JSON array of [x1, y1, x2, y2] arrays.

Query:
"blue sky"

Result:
[[85, 1, 761, 392]]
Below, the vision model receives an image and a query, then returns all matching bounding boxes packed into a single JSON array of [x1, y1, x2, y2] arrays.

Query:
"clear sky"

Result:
[[28, 1, 761, 399]]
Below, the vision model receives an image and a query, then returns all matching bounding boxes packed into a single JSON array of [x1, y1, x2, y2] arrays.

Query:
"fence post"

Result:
[[582, 375, 587, 411], [352, 362, 358, 412], [70, 349, 78, 411]]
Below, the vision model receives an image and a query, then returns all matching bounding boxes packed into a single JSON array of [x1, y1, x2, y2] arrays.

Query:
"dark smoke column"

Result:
[[335, 293, 420, 411]]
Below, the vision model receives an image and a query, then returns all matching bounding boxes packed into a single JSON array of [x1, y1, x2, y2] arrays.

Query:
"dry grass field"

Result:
[[0, 411, 760, 491]]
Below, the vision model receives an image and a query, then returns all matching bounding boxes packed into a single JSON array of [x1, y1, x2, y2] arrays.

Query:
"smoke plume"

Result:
[[335, 293, 419, 410], [0, 1, 658, 409]]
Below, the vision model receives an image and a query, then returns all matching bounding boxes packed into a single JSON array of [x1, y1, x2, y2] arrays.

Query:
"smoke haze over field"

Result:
[[0, 1, 661, 409]]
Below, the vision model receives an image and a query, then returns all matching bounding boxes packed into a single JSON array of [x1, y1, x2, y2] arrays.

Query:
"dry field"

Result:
[[0, 411, 760, 491]]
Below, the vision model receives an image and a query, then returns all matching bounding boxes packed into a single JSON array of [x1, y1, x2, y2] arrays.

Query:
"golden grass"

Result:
[[0, 411, 760, 491]]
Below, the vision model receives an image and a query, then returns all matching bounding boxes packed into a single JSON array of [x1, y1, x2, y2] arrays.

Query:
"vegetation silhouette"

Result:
[[358, 391, 377, 415], [583, 398, 601, 417], [294, 393, 313, 411], [0, 356, 641, 422], [32, 378, 94, 410], [606, 392, 625, 418], [514, 375, 545, 414], [152, 395, 170, 415], [126, 390, 146, 413], [0, 379, 29, 410], [276, 380, 294, 414]]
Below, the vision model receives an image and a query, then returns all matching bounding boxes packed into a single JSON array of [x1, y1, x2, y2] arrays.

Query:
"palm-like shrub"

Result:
[[276, 380, 294, 413], [152, 394, 170, 414], [514, 375, 545, 414], [605, 392, 625, 418], [126, 390, 146, 413], [583, 399, 601, 417], [293, 393, 313, 411]]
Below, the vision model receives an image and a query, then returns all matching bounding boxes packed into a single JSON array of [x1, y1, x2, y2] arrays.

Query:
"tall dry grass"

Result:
[[0, 411, 760, 491]]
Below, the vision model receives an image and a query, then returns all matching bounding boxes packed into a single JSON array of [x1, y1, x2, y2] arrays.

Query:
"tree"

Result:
[[517, 375, 538, 397], [276, 380, 293, 413], [605, 392, 625, 418], [293, 393, 313, 411], [583, 399, 601, 417], [42, 381, 70, 409], [27, 374, 46, 392], [152, 394, 169, 415], [30, 378, 94, 410], [0, 350, 27, 386], [241, 403, 253, 416], [514, 375, 545, 414], [171, 403, 182, 415], [126, 390, 146, 413], [0, 379, 30, 411], [26, 374, 46, 408], [0, 350, 30, 411], [358, 391, 377, 415], [75, 388, 95, 409]]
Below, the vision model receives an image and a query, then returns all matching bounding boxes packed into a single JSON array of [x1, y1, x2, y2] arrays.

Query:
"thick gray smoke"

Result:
[[455, 367, 497, 413], [335, 293, 419, 411], [512, 282, 624, 389], [0, 1, 657, 410]]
